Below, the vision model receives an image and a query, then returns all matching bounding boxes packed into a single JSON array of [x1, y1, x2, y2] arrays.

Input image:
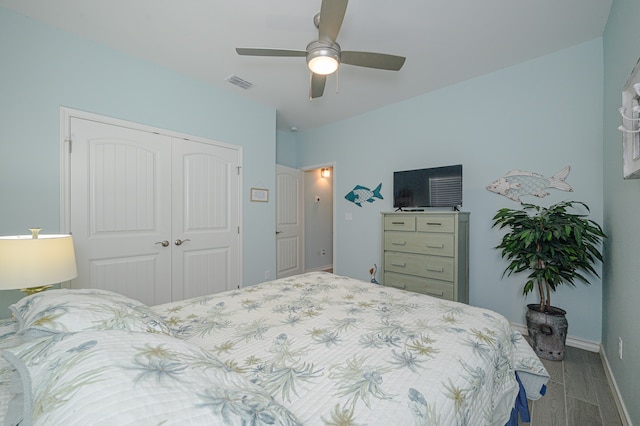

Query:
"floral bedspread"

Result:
[[152, 272, 549, 426], [0, 320, 20, 425]]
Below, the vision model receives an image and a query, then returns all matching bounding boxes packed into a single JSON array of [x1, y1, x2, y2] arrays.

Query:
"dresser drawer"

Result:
[[385, 231, 454, 257], [385, 251, 454, 281], [416, 215, 454, 233], [384, 272, 454, 300], [384, 216, 416, 231]]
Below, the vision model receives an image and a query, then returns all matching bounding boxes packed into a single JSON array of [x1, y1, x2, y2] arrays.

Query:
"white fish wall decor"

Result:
[[486, 166, 573, 202]]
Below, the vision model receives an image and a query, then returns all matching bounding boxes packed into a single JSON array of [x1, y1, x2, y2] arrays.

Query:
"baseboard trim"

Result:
[[599, 345, 632, 426], [510, 322, 600, 352]]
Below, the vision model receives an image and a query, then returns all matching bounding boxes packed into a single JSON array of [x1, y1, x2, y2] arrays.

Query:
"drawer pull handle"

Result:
[[391, 262, 407, 267], [426, 266, 444, 273], [391, 221, 405, 225], [426, 243, 444, 248], [426, 290, 444, 297], [392, 241, 407, 246], [426, 222, 442, 226]]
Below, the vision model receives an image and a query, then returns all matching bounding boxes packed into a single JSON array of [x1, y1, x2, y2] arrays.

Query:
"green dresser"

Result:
[[381, 211, 469, 303]]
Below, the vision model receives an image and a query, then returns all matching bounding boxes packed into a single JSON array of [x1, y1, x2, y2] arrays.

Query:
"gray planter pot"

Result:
[[526, 304, 568, 361]]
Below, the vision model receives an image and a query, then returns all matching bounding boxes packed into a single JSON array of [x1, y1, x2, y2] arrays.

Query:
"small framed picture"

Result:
[[250, 188, 269, 202]]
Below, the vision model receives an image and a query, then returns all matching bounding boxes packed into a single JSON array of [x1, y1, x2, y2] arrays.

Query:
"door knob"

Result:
[[276, 231, 283, 235], [175, 238, 191, 246], [155, 240, 170, 247]]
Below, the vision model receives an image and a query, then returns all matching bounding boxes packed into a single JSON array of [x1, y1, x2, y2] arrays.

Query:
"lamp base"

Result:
[[21, 285, 52, 296]]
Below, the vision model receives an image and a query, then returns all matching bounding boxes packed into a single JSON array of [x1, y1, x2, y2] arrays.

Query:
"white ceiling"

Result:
[[1, 0, 612, 132]]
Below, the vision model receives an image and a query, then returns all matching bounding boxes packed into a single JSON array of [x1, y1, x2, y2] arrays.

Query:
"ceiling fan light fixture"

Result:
[[306, 42, 340, 75], [237, 2, 405, 99], [308, 55, 339, 75]]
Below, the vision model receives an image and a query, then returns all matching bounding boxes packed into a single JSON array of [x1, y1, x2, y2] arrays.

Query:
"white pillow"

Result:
[[9, 289, 172, 339], [2, 330, 301, 426]]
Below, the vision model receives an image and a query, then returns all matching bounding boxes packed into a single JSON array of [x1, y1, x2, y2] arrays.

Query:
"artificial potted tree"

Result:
[[491, 201, 606, 360]]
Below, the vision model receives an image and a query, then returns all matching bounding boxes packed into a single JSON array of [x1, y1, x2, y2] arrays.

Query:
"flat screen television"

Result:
[[393, 164, 462, 210]]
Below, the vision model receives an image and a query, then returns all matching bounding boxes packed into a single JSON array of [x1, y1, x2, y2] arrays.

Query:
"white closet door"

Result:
[[68, 114, 242, 305], [69, 117, 173, 305], [171, 139, 240, 300]]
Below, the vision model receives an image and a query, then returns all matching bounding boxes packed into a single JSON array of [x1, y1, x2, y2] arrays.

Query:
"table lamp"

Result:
[[0, 228, 78, 295]]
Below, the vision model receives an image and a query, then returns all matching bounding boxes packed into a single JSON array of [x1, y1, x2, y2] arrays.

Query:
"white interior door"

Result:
[[171, 139, 240, 300], [69, 117, 173, 305], [276, 164, 303, 278], [67, 112, 241, 305]]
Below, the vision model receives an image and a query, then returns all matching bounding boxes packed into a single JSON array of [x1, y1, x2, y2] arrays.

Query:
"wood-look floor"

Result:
[[519, 346, 623, 426]]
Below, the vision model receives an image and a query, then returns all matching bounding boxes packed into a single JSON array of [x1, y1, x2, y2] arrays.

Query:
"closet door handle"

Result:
[[155, 240, 170, 247], [175, 239, 191, 246]]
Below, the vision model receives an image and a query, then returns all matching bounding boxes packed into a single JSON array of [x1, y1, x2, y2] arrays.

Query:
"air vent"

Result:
[[225, 75, 253, 90]]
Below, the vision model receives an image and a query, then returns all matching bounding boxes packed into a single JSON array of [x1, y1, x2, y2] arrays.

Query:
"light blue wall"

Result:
[[0, 7, 277, 317], [296, 40, 605, 343], [602, 0, 640, 422], [276, 130, 297, 168]]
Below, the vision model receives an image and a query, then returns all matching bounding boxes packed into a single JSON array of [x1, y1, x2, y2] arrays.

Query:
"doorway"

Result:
[[276, 164, 335, 278], [303, 167, 333, 273]]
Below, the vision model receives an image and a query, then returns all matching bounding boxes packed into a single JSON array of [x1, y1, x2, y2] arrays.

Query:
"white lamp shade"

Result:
[[0, 234, 78, 290]]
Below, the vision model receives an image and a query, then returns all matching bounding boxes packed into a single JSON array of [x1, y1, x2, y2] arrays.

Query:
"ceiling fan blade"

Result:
[[318, 0, 348, 43], [341, 51, 406, 71], [236, 48, 306, 57], [310, 73, 327, 99]]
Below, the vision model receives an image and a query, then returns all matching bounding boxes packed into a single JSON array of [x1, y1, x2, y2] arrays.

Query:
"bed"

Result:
[[0, 271, 548, 425]]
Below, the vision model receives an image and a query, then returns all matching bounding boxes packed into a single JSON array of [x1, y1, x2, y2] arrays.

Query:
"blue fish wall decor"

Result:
[[486, 165, 573, 202], [345, 183, 383, 207]]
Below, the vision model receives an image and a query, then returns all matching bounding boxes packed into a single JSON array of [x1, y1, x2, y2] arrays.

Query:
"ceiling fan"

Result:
[[236, 0, 406, 99]]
